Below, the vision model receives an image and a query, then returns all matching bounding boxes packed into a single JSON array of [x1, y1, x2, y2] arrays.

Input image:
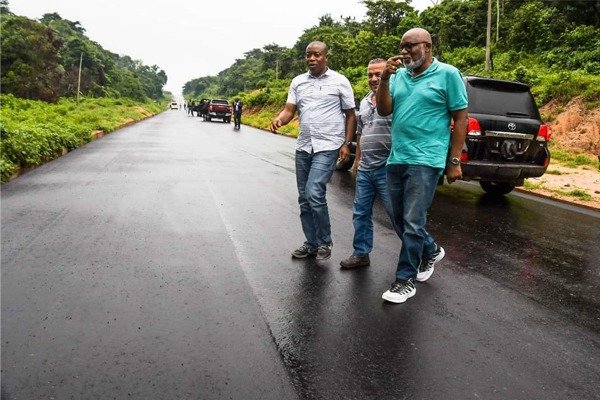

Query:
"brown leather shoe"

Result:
[[340, 255, 370, 269]]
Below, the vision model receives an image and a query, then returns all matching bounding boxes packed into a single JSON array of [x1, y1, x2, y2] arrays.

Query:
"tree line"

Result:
[[0, 1, 168, 103], [183, 0, 599, 106]]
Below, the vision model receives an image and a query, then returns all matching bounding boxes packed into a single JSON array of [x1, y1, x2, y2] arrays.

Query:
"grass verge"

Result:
[[1, 94, 167, 183]]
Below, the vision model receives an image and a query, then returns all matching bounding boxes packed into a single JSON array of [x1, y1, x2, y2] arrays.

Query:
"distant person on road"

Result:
[[270, 41, 356, 262], [339, 58, 394, 270], [233, 98, 243, 129], [376, 28, 468, 304]]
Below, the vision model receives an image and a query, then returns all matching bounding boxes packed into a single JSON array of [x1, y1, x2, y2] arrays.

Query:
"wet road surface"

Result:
[[2, 110, 599, 399]]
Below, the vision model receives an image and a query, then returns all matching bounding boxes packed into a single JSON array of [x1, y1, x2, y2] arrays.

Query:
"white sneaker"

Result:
[[382, 278, 416, 303], [416, 246, 445, 282]]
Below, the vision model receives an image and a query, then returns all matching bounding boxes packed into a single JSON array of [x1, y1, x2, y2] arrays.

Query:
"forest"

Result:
[[0, 1, 168, 102], [182, 0, 599, 109]]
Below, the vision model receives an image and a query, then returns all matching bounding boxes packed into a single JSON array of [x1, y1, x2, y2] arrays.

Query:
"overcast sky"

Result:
[[10, 0, 434, 97]]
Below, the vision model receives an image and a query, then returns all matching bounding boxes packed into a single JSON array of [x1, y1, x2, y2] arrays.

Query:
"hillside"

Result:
[[522, 99, 600, 209], [541, 98, 600, 156]]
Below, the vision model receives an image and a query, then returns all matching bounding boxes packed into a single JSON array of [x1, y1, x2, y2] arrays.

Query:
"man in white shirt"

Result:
[[271, 41, 356, 261]]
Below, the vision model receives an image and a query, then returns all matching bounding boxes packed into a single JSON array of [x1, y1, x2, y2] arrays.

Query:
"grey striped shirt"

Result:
[[286, 68, 355, 153], [357, 92, 392, 171]]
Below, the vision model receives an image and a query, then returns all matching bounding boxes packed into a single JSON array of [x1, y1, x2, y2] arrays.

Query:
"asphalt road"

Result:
[[2, 110, 599, 400]]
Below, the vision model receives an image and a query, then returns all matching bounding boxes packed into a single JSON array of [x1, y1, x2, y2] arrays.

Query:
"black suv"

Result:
[[458, 76, 551, 195], [337, 77, 552, 196]]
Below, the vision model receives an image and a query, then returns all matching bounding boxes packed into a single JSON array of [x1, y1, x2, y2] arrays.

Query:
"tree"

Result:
[[362, 0, 415, 35], [1, 15, 64, 101]]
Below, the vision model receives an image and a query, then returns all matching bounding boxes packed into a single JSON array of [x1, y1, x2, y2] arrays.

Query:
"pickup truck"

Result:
[[206, 99, 232, 123]]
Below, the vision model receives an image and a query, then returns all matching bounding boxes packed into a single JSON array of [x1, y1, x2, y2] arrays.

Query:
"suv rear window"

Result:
[[211, 99, 228, 105], [466, 78, 541, 119]]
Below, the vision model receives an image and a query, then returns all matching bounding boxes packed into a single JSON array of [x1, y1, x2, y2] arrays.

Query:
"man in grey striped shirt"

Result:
[[271, 41, 356, 262], [340, 59, 394, 269]]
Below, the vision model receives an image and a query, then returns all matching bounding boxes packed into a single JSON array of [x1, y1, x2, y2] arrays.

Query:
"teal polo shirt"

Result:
[[388, 58, 468, 169]]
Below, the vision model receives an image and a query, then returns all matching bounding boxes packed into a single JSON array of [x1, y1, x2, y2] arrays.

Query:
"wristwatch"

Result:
[[450, 156, 460, 165], [344, 140, 352, 146]]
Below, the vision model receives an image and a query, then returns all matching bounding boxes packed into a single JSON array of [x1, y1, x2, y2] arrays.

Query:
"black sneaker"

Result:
[[316, 243, 333, 261], [416, 245, 445, 282], [382, 278, 416, 303], [291, 244, 317, 259]]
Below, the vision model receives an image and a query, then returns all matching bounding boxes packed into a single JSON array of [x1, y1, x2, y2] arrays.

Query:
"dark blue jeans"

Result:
[[295, 149, 338, 248], [352, 165, 394, 256], [387, 164, 442, 280]]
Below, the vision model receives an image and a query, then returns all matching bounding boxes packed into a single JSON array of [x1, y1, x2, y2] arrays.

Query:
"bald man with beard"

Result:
[[376, 28, 468, 304]]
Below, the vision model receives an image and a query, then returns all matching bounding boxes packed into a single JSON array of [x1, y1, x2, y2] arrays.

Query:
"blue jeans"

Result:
[[352, 165, 394, 256], [295, 149, 338, 248], [387, 164, 442, 280]]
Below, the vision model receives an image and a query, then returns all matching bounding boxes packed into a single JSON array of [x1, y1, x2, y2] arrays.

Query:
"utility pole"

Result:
[[77, 52, 83, 103], [275, 60, 279, 80], [485, 0, 492, 71]]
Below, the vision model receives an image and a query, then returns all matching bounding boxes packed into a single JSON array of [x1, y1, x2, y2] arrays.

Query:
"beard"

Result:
[[403, 53, 426, 70]]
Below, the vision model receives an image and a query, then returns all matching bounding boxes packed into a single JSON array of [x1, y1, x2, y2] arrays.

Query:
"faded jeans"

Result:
[[295, 149, 338, 248], [352, 165, 394, 256], [387, 164, 443, 280]]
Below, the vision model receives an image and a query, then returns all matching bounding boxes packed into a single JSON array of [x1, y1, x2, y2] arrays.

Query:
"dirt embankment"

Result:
[[530, 98, 600, 209], [541, 97, 600, 156]]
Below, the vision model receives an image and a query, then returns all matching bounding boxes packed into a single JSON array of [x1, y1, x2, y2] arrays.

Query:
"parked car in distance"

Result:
[[206, 99, 232, 123], [455, 76, 552, 195], [170, 101, 179, 110]]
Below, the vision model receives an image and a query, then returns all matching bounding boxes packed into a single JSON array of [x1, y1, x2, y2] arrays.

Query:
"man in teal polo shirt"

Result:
[[376, 27, 468, 304]]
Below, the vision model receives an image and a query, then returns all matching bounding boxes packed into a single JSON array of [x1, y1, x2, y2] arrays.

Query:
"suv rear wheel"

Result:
[[480, 181, 515, 195]]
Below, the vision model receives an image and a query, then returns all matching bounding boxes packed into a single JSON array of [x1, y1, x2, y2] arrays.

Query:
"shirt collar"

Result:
[[308, 67, 330, 79]]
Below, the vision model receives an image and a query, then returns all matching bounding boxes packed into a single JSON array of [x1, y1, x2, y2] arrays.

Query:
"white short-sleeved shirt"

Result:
[[286, 68, 355, 153]]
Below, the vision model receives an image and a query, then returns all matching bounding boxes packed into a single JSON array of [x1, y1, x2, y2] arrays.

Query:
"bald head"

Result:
[[306, 41, 329, 54], [402, 28, 432, 44]]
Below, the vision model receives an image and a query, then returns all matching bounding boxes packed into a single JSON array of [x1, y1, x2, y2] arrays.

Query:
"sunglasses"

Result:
[[399, 41, 430, 51]]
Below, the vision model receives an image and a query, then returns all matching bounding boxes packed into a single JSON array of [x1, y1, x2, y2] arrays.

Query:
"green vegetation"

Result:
[[0, 94, 165, 183], [550, 146, 600, 169], [523, 180, 545, 191], [1, 4, 167, 102], [523, 180, 593, 202], [183, 0, 599, 130], [555, 188, 593, 201], [242, 104, 298, 137]]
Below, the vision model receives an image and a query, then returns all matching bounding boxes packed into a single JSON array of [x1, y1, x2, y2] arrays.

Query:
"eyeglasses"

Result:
[[399, 41, 430, 51]]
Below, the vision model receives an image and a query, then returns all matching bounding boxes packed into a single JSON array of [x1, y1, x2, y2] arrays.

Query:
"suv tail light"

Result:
[[536, 124, 552, 142], [460, 150, 469, 163], [467, 117, 482, 136]]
